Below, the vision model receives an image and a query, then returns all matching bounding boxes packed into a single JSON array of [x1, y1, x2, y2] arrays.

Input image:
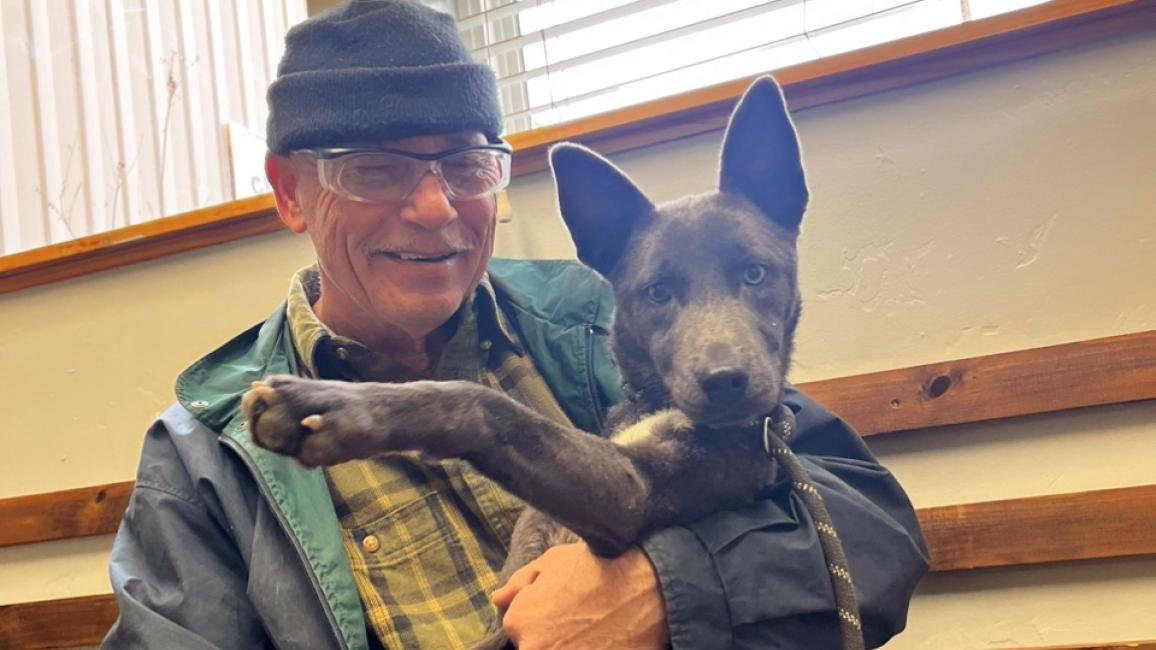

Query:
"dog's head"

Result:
[[550, 76, 807, 428]]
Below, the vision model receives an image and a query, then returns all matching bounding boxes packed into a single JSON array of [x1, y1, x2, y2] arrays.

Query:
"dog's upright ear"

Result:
[[550, 143, 655, 278], [718, 76, 808, 234]]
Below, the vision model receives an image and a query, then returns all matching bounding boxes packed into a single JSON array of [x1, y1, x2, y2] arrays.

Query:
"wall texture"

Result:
[[1, 28, 1153, 649]]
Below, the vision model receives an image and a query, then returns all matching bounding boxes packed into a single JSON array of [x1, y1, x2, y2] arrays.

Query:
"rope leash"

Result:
[[763, 405, 865, 650]]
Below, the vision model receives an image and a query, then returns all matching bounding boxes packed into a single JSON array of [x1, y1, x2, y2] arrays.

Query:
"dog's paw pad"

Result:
[[242, 381, 280, 416]]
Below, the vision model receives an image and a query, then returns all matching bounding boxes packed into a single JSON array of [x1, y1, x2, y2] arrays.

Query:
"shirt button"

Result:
[[479, 340, 493, 352], [361, 535, 381, 553]]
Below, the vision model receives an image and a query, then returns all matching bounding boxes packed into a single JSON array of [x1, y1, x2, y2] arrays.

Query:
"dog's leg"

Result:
[[243, 375, 662, 555]]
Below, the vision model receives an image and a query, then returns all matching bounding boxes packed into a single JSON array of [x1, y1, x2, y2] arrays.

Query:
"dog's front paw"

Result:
[[241, 375, 379, 467]]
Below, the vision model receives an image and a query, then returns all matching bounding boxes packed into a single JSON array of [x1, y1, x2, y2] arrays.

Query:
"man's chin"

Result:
[[366, 278, 477, 335], [376, 293, 461, 332]]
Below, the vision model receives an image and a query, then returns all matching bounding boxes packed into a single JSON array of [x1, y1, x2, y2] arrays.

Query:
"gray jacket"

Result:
[[104, 259, 928, 649]]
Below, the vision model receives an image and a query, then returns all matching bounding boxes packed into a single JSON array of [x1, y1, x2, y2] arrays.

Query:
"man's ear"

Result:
[[550, 143, 654, 278], [266, 153, 307, 234]]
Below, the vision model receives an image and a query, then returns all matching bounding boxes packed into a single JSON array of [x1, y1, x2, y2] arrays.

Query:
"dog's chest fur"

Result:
[[604, 399, 775, 527]]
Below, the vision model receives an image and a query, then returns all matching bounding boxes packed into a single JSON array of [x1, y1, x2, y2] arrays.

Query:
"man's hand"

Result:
[[491, 543, 669, 650]]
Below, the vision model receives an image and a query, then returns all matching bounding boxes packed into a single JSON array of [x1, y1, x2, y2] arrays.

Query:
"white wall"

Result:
[[1, 28, 1154, 649]]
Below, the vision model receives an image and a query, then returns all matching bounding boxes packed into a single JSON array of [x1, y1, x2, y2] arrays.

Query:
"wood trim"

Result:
[[919, 484, 1156, 572], [4, 484, 1155, 647], [0, 482, 132, 548], [0, 483, 133, 548], [6, 479, 1154, 565], [1, 0, 1151, 295], [799, 329, 1156, 437], [0, 594, 117, 649], [0, 195, 281, 295], [2, 328, 1152, 547]]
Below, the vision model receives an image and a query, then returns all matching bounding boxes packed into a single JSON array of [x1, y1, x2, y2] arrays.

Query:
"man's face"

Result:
[[274, 132, 498, 340]]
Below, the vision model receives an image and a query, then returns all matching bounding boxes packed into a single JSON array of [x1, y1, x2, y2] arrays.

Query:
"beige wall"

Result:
[[2, 29, 1154, 648]]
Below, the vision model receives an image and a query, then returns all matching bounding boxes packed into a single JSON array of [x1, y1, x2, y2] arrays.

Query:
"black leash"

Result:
[[763, 404, 865, 650]]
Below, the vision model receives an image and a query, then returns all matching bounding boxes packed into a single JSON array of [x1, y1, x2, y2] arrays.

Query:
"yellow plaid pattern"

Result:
[[286, 267, 573, 649]]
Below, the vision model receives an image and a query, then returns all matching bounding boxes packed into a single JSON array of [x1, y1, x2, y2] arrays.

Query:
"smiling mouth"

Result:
[[377, 250, 462, 263]]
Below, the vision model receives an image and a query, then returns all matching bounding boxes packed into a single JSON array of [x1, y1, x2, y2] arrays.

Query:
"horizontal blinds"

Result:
[[453, 0, 1053, 134]]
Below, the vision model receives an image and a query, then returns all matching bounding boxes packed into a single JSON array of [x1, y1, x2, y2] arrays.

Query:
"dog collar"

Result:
[[761, 403, 797, 457]]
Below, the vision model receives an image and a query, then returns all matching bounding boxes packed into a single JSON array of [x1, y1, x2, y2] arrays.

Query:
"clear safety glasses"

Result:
[[295, 142, 513, 203]]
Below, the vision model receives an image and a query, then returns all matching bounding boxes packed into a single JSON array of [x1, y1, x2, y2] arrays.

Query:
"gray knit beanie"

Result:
[[266, 0, 503, 155]]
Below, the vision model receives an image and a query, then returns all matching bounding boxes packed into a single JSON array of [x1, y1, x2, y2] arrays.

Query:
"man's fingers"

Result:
[[491, 563, 542, 608]]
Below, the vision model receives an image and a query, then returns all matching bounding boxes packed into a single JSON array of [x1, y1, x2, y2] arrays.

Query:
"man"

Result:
[[104, 1, 928, 648]]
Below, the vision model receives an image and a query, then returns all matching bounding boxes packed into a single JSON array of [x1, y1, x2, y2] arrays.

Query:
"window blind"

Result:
[[449, 0, 1053, 135]]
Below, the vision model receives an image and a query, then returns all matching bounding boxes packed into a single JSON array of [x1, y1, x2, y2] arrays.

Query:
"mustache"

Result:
[[372, 227, 478, 254]]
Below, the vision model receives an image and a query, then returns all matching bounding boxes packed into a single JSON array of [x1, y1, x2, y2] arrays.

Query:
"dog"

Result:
[[243, 75, 825, 649]]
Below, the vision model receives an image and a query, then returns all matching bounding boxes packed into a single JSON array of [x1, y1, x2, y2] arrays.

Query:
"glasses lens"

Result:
[[327, 152, 419, 202], [316, 147, 512, 203], [439, 149, 510, 199]]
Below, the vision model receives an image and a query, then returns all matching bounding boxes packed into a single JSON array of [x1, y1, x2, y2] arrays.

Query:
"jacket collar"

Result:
[[175, 303, 297, 434]]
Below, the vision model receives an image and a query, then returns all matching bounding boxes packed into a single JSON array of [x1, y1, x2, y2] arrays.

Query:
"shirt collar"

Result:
[[474, 272, 523, 355]]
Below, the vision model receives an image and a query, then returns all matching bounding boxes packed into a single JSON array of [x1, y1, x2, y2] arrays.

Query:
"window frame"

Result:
[[0, 0, 1145, 295]]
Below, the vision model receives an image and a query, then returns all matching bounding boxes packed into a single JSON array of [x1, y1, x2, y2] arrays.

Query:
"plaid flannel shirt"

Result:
[[286, 266, 573, 649]]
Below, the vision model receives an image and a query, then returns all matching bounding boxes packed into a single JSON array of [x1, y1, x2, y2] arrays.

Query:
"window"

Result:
[[452, 0, 1053, 135], [0, 0, 305, 256]]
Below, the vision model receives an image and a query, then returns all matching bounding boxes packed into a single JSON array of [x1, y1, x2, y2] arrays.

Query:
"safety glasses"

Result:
[[295, 142, 513, 203]]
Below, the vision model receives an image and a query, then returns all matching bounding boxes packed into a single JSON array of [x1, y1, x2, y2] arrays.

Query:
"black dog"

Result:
[[243, 76, 860, 649]]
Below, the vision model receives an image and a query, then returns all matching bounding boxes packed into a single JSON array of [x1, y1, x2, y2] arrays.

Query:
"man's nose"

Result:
[[399, 172, 457, 229]]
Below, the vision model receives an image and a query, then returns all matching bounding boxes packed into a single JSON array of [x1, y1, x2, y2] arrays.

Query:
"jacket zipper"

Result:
[[220, 435, 352, 650], [585, 323, 606, 432]]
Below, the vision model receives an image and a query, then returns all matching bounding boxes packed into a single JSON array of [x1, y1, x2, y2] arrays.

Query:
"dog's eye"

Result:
[[743, 264, 768, 286], [645, 282, 673, 304]]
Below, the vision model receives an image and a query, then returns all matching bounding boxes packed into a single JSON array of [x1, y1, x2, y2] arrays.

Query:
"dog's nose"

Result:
[[698, 367, 749, 403]]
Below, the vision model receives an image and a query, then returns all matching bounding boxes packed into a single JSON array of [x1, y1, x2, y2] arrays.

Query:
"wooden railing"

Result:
[[919, 483, 1156, 572], [2, 330, 1154, 648], [0, 596, 118, 650], [800, 329, 1156, 437]]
